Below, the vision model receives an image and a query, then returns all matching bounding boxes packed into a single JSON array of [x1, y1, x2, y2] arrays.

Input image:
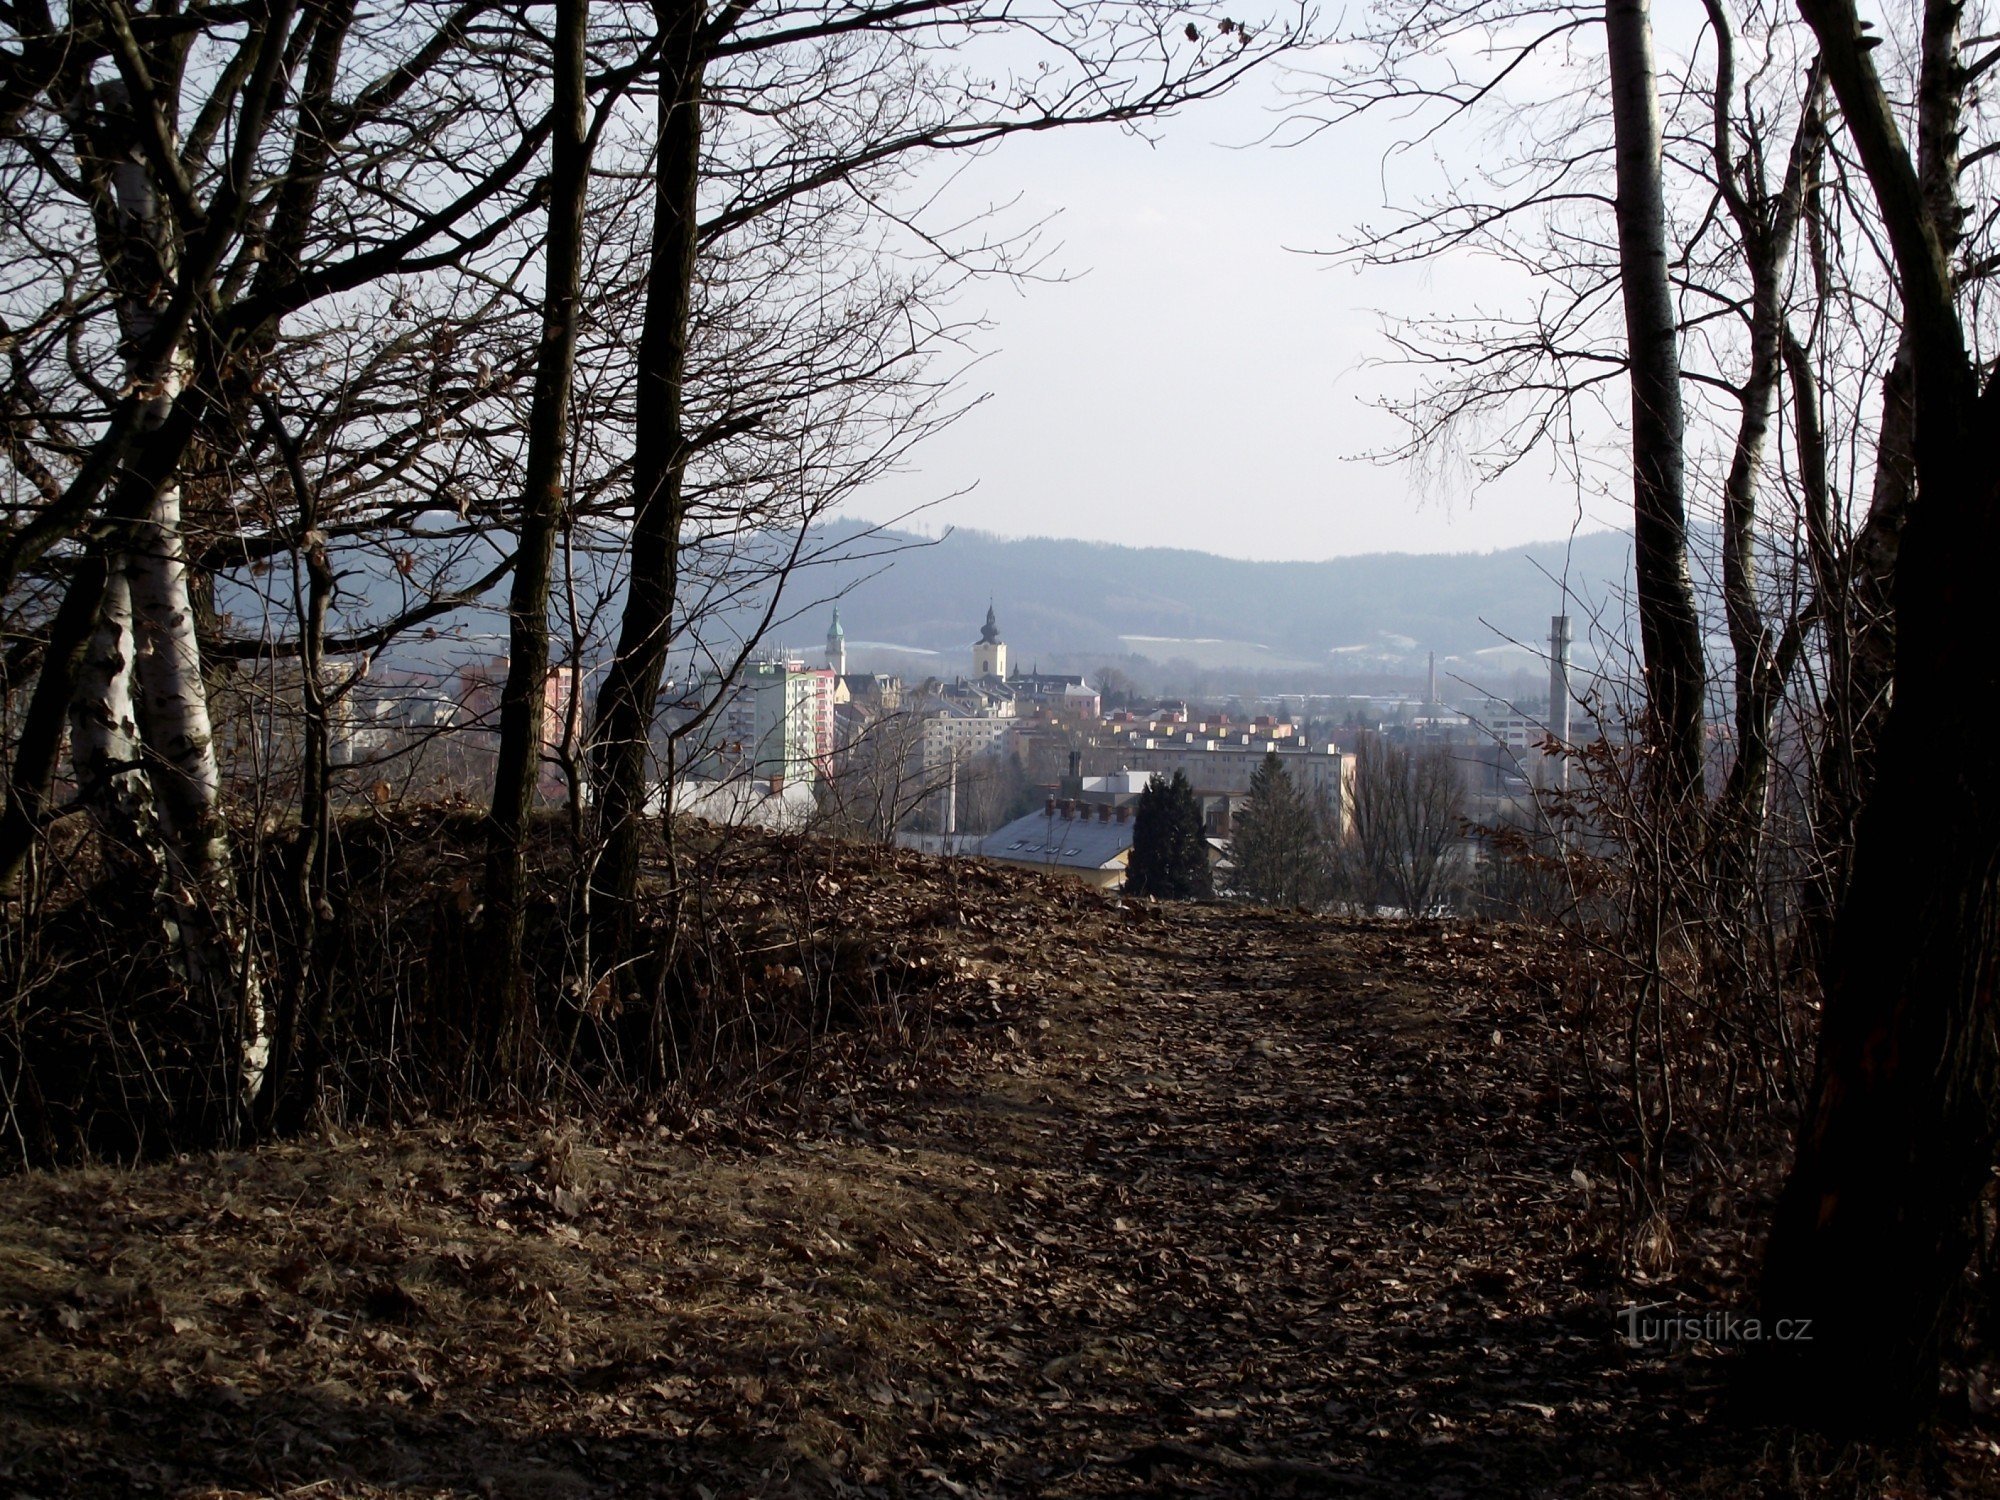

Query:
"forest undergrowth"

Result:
[[1, 825, 1996, 1497]]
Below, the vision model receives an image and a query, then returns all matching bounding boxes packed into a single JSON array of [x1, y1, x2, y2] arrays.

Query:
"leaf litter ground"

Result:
[[3, 842, 1997, 1497]]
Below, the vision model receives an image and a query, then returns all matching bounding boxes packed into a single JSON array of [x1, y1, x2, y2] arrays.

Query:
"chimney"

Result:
[[769, 772, 785, 795], [1097, 802, 1110, 822], [1068, 749, 1082, 778], [1045, 795, 1056, 816], [1427, 650, 1437, 707], [1061, 799, 1075, 820], [1115, 804, 1130, 824], [1548, 613, 1573, 789]]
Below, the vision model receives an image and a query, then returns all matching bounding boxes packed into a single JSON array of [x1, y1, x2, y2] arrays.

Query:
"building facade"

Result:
[[695, 659, 838, 787]]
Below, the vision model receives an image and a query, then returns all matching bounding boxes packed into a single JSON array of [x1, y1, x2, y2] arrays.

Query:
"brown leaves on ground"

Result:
[[2, 841, 1996, 1497]]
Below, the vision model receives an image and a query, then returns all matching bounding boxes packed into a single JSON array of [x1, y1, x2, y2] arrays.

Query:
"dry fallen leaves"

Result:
[[0, 838, 1993, 1498]]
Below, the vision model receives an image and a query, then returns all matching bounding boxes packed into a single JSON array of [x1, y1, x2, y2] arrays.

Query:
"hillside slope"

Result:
[[1, 843, 1985, 1497]]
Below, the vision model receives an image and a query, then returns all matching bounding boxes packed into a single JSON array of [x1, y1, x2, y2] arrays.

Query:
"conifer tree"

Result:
[[1231, 752, 1322, 906], [1127, 771, 1211, 900]]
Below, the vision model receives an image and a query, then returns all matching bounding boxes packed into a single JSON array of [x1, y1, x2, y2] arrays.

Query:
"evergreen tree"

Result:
[[1126, 771, 1211, 899], [1231, 752, 1323, 906]]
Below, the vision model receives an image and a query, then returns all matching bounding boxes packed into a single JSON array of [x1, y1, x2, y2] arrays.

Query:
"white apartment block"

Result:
[[920, 712, 1013, 768], [697, 660, 837, 787]]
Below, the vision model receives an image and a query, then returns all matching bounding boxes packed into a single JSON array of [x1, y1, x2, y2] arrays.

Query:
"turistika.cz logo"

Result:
[[1617, 1304, 1814, 1348]]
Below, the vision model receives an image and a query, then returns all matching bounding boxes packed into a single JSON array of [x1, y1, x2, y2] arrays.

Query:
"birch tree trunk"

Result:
[[127, 475, 268, 1121], [67, 550, 154, 856], [1605, 0, 1707, 824], [64, 74, 268, 1129]]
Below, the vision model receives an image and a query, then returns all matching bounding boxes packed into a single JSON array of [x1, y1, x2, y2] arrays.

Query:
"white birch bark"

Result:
[[67, 552, 155, 854], [128, 478, 269, 1100], [66, 75, 268, 1114]]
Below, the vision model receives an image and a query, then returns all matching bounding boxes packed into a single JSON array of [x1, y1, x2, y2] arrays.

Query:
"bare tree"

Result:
[[483, 0, 594, 1078], [583, 0, 1306, 958], [1605, 0, 1707, 824], [1346, 733, 1466, 916], [1759, 0, 2000, 1432]]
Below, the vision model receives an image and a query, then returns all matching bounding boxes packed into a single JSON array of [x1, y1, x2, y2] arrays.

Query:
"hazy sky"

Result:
[[842, 63, 1632, 564]]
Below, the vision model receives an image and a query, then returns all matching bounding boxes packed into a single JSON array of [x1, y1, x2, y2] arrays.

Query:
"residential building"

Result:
[[454, 658, 582, 744], [919, 707, 1014, 769], [690, 657, 838, 787], [1094, 736, 1353, 838], [975, 797, 1134, 890]]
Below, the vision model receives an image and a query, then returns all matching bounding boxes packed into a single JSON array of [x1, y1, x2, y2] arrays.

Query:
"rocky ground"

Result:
[[1, 848, 1994, 1497]]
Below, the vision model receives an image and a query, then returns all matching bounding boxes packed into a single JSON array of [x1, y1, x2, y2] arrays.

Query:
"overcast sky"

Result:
[[840, 61, 1633, 564]]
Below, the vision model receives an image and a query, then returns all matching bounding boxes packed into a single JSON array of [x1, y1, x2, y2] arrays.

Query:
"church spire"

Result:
[[826, 606, 846, 676], [972, 601, 1007, 681]]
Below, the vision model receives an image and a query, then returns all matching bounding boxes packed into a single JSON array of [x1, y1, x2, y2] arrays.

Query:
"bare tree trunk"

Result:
[[1796, 0, 1960, 974], [1605, 0, 1707, 820], [1702, 7, 1822, 877], [1760, 0, 2000, 1430], [0, 552, 116, 887], [588, 0, 704, 967], [1801, 334, 1910, 975], [68, 551, 154, 853], [483, 0, 593, 1082], [65, 72, 269, 1132], [247, 396, 336, 1130], [127, 477, 269, 1129], [0, 385, 209, 891]]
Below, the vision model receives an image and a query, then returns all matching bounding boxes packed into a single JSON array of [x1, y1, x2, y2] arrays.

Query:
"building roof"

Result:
[[1083, 770, 1154, 797], [975, 807, 1132, 871]]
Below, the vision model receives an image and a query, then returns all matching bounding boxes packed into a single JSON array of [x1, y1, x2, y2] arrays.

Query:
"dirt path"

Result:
[[0, 885, 1985, 1497]]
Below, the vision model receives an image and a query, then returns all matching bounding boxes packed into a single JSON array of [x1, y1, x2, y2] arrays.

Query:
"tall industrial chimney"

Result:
[[1548, 614, 1573, 788], [1427, 651, 1437, 708]]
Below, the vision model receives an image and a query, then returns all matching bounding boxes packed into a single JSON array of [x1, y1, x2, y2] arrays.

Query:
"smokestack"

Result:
[[1427, 651, 1437, 707], [1549, 614, 1573, 788], [1115, 803, 1130, 824]]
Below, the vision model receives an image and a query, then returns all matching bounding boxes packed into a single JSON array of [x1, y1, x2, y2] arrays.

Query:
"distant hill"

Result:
[[226, 517, 1638, 690], [792, 520, 1636, 683]]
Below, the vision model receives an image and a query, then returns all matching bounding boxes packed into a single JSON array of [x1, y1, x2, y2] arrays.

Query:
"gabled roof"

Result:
[[975, 808, 1132, 870]]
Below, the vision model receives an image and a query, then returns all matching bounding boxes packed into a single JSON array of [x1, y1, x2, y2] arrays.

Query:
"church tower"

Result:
[[973, 602, 1007, 680], [826, 606, 846, 678]]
